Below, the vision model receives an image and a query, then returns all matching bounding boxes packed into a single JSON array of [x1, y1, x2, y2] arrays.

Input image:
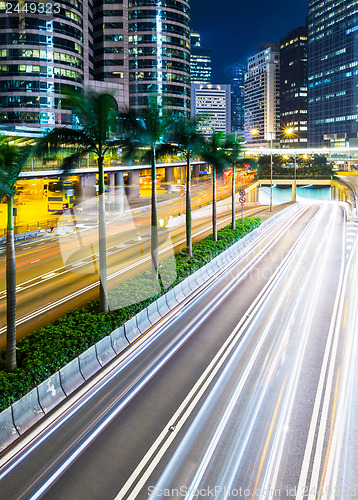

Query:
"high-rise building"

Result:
[[128, 0, 191, 115], [0, 0, 92, 136], [191, 83, 231, 137], [308, 0, 358, 147], [280, 25, 308, 148], [244, 44, 280, 146], [0, 0, 190, 137], [224, 62, 246, 133], [190, 31, 212, 84], [92, 0, 129, 104]]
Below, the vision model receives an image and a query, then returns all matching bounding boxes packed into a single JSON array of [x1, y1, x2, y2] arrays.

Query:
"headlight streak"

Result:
[[259, 204, 346, 499], [320, 227, 358, 497], [296, 204, 350, 500], [0, 206, 306, 494], [174, 206, 336, 500], [0, 207, 263, 335], [116, 206, 328, 500]]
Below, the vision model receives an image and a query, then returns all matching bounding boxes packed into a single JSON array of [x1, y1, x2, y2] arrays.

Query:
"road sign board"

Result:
[[239, 196, 246, 204], [179, 187, 185, 197], [62, 204, 66, 210], [239, 189, 246, 196]]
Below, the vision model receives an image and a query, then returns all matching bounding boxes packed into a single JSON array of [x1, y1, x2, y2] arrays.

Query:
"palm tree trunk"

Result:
[[232, 164, 236, 230], [151, 147, 159, 280], [98, 154, 109, 313], [5, 195, 17, 372], [185, 153, 192, 257], [213, 166, 217, 241]]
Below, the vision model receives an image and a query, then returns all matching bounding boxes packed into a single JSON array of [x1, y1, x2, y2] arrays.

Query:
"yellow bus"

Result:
[[47, 179, 77, 213]]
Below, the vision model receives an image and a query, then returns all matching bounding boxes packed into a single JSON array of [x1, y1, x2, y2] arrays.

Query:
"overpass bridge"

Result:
[[254, 176, 358, 216]]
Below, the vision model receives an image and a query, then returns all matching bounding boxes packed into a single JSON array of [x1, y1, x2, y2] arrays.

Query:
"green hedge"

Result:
[[0, 217, 260, 411]]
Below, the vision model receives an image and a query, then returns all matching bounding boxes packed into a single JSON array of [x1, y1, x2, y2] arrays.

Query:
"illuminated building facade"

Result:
[[0, 0, 91, 136], [308, 0, 358, 147], [191, 83, 231, 137], [280, 25, 308, 148], [244, 44, 280, 146], [224, 62, 246, 133], [128, 0, 191, 115], [190, 31, 212, 84], [0, 0, 190, 137]]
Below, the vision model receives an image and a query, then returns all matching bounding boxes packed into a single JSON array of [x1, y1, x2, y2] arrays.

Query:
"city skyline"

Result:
[[190, 0, 308, 82]]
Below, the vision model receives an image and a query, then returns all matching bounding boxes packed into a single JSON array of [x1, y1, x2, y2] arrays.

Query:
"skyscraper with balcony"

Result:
[[308, 0, 358, 147], [244, 44, 280, 146], [280, 25, 308, 148]]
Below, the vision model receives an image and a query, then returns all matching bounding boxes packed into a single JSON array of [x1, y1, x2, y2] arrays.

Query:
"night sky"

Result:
[[190, 0, 308, 81]]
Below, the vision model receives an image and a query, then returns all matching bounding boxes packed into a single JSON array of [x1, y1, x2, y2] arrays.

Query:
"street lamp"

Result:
[[269, 131, 274, 212], [284, 127, 297, 202]]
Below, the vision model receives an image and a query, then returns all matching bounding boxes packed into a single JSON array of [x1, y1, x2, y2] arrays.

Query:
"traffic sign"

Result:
[[179, 187, 185, 197], [239, 196, 246, 204], [239, 189, 246, 196], [62, 204, 67, 210]]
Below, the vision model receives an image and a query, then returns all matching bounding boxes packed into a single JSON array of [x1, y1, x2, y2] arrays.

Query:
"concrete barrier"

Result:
[[12, 388, 44, 435], [193, 267, 206, 286], [199, 265, 211, 283], [173, 282, 186, 303], [124, 317, 141, 343], [205, 261, 216, 277], [38, 373, 66, 414], [96, 336, 116, 366], [111, 326, 129, 354], [136, 308, 152, 334], [0, 407, 19, 452], [147, 301, 162, 325], [79, 345, 102, 381], [187, 274, 199, 293], [165, 288, 179, 310], [156, 295, 171, 317], [60, 358, 85, 396], [180, 277, 193, 296]]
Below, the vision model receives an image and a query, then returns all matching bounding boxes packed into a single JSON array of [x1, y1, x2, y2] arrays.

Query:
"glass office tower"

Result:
[[0, 0, 90, 136], [308, 0, 358, 147], [190, 31, 212, 84], [128, 0, 191, 115]]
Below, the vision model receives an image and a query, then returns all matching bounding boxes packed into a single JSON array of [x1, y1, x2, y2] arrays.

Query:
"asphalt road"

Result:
[[0, 191, 263, 350], [1, 202, 357, 500]]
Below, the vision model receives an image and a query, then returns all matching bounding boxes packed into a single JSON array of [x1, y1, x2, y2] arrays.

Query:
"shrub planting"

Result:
[[0, 217, 260, 411]]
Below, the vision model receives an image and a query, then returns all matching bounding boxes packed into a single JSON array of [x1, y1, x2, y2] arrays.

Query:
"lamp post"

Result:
[[284, 127, 296, 202], [269, 131, 273, 212]]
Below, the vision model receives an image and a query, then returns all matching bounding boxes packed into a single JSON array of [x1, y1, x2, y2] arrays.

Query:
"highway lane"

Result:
[[316, 217, 358, 499], [1, 203, 352, 500], [0, 193, 264, 350]]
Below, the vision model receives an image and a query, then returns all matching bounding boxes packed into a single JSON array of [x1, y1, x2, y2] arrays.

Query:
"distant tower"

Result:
[[280, 25, 308, 148], [224, 62, 246, 133], [244, 44, 280, 146], [191, 83, 231, 137], [190, 32, 212, 84], [308, 0, 358, 147]]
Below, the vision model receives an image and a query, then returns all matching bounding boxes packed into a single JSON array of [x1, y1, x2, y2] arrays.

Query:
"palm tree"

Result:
[[170, 117, 205, 257], [0, 136, 34, 371], [201, 131, 230, 241], [225, 134, 243, 229], [120, 98, 174, 279], [38, 90, 120, 313]]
